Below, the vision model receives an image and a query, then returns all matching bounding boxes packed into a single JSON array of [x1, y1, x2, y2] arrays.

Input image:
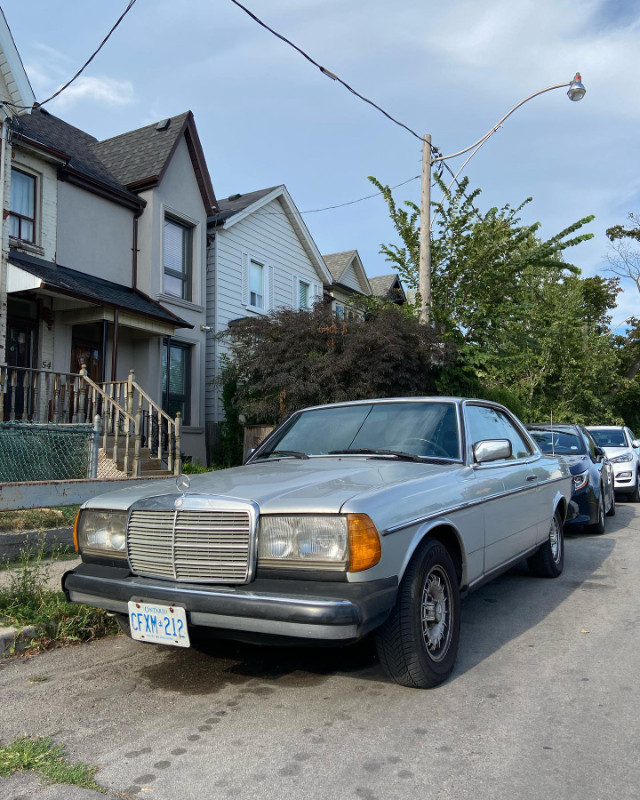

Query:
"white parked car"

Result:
[[63, 398, 572, 689], [586, 425, 640, 501]]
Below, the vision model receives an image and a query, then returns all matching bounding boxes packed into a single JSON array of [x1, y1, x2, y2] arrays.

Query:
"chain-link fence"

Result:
[[0, 421, 99, 482]]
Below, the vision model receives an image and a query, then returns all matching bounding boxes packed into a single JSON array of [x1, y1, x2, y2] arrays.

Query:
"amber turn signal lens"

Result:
[[347, 514, 381, 572], [73, 510, 81, 553]]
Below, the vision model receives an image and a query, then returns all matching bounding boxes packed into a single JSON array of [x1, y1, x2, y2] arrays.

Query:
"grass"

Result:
[[0, 736, 102, 790], [0, 538, 118, 651], [0, 506, 79, 533]]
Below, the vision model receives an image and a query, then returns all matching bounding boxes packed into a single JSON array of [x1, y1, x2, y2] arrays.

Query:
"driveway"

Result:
[[1, 504, 638, 800]]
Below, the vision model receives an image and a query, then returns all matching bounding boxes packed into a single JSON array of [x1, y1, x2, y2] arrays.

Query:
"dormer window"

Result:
[[9, 169, 36, 243], [163, 214, 193, 300]]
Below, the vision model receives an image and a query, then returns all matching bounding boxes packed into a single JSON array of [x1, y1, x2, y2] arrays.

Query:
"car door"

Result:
[[464, 403, 540, 574]]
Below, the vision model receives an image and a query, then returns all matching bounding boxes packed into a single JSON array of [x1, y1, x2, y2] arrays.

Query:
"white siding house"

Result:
[[323, 250, 372, 319], [205, 185, 332, 431]]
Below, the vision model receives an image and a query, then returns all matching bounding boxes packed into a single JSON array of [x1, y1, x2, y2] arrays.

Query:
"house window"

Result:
[[249, 259, 265, 310], [163, 215, 193, 300], [9, 169, 36, 243], [298, 280, 310, 310], [162, 339, 191, 425]]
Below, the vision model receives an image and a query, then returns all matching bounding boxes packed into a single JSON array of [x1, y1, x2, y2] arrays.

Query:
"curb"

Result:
[[0, 623, 39, 658], [0, 527, 74, 562]]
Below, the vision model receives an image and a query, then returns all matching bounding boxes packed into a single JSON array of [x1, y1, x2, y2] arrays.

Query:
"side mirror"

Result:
[[632, 440, 640, 449], [473, 439, 512, 464], [594, 445, 605, 461]]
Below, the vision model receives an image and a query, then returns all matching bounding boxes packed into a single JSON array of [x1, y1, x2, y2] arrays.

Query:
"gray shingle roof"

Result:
[[11, 108, 138, 200], [369, 274, 406, 303], [208, 187, 281, 226], [322, 251, 358, 283], [91, 112, 191, 189], [9, 250, 191, 328]]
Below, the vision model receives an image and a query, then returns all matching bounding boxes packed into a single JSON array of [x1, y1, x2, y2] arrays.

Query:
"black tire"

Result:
[[528, 510, 564, 577], [375, 538, 460, 689], [606, 487, 616, 517], [629, 476, 640, 503], [587, 490, 606, 535]]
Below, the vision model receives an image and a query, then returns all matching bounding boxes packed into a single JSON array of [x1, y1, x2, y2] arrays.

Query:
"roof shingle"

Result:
[[9, 250, 191, 328], [91, 112, 191, 189]]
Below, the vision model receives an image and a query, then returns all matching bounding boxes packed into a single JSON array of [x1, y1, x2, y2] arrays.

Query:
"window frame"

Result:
[[248, 257, 266, 311], [162, 338, 192, 426], [465, 403, 534, 462], [162, 214, 193, 302], [9, 168, 37, 244]]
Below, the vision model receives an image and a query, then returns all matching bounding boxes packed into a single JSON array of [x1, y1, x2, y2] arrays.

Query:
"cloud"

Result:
[[47, 76, 136, 110], [23, 47, 135, 111]]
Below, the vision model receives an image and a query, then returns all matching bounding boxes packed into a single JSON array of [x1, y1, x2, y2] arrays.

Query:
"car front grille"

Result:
[[127, 508, 253, 583]]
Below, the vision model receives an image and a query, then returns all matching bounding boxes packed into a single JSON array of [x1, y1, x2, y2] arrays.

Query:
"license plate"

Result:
[[128, 601, 190, 648]]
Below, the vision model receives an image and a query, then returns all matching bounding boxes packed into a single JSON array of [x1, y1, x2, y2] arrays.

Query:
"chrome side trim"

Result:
[[383, 475, 568, 535], [465, 545, 540, 592]]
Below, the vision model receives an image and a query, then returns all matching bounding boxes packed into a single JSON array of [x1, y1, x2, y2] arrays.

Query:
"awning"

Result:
[[8, 249, 192, 331]]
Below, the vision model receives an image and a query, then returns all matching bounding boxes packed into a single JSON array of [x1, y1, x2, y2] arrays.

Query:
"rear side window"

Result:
[[466, 405, 532, 460]]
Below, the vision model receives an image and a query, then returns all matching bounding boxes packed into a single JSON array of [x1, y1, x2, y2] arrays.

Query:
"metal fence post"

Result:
[[91, 415, 101, 478]]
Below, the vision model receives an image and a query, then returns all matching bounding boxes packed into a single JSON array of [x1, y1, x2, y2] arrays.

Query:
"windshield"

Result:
[[589, 429, 627, 448], [529, 429, 586, 456], [257, 401, 461, 460]]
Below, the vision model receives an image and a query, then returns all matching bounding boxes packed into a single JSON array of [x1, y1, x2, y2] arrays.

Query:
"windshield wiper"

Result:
[[255, 450, 309, 460], [328, 448, 425, 463]]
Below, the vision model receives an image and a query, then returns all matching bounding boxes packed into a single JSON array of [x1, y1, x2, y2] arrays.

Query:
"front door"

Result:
[[5, 313, 38, 419], [70, 340, 102, 382]]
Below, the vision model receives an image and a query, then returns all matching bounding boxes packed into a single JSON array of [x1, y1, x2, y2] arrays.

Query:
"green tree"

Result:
[[219, 304, 452, 427], [370, 174, 623, 420]]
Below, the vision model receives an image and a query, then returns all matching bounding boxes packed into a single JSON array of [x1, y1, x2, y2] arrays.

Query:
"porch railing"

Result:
[[100, 370, 181, 475], [0, 365, 181, 477]]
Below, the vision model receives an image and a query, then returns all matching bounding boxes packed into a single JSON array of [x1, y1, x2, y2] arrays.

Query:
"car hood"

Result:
[[557, 454, 590, 474], [598, 446, 634, 459], [83, 457, 471, 523]]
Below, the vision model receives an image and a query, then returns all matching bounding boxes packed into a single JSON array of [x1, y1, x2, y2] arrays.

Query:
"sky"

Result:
[[2, 0, 639, 328]]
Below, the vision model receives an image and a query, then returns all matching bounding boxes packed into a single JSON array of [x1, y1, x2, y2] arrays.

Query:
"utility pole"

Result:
[[418, 133, 432, 325]]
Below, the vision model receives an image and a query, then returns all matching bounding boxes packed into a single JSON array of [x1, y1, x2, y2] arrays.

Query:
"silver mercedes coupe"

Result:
[[63, 397, 571, 688]]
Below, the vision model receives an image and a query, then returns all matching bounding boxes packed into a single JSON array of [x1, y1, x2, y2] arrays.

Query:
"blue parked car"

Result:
[[528, 424, 615, 534]]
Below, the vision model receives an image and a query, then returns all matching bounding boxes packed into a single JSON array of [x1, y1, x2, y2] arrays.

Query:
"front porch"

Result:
[[0, 365, 182, 478]]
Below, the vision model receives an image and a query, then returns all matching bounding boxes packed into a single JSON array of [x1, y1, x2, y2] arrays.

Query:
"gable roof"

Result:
[[92, 111, 217, 214], [209, 187, 279, 226], [369, 274, 407, 303], [11, 108, 143, 209], [0, 9, 35, 112], [323, 250, 371, 295], [9, 249, 192, 328], [209, 185, 332, 284]]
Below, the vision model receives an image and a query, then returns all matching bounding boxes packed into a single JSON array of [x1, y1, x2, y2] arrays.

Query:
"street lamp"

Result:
[[418, 73, 586, 324]]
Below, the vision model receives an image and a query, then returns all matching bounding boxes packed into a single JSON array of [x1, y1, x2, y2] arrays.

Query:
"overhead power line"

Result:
[[3, 0, 139, 111], [228, 0, 423, 143], [301, 174, 421, 213], [228, 1, 482, 217]]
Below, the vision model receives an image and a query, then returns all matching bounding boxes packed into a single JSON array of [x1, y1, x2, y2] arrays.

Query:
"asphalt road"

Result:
[[1, 502, 639, 800]]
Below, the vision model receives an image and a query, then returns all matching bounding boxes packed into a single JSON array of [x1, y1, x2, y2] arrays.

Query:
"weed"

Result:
[[0, 506, 79, 533], [0, 538, 117, 651], [0, 736, 102, 790], [181, 461, 220, 474]]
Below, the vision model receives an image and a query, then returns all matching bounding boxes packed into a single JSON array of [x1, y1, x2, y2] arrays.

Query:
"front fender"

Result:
[[397, 515, 469, 590]]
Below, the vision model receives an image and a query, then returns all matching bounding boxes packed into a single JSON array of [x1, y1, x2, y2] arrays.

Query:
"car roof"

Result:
[[586, 425, 625, 430], [528, 424, 580, 432]]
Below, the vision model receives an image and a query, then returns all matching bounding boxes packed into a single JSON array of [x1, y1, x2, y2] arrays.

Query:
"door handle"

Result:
[[526, 475, 538, 482]]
